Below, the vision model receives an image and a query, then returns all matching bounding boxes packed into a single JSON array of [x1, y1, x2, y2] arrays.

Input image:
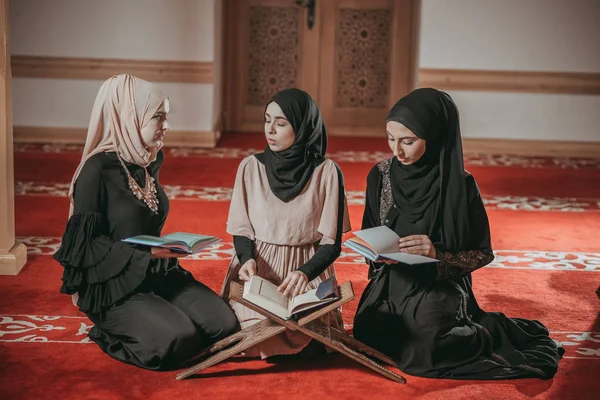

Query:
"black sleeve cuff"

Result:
[[297, 243, 341, 281], [233, 235, 255, 266]]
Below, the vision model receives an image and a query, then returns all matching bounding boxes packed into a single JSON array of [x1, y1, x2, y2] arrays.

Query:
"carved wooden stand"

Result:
[[176, 281, 406, 383]]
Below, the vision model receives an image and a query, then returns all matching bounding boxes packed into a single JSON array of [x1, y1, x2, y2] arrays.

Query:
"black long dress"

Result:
[[353, 159, 564, 380], [54, 150, 239, 370]]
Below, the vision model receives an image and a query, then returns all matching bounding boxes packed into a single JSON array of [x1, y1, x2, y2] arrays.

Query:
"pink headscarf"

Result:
[[68, 74, 168, 216]]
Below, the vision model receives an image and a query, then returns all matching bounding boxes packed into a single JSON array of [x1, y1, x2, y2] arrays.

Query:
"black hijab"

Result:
[[387, 88, 469, 251], [255, 88, 328, 202]]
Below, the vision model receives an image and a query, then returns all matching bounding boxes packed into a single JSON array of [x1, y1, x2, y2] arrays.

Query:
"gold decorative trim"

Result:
[[13, 126, 219, 148], [419, 68, 600, 95], [12, 55, 213, 83]]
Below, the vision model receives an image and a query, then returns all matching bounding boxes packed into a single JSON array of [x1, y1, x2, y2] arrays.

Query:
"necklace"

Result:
[[115, 153, 159, 214]]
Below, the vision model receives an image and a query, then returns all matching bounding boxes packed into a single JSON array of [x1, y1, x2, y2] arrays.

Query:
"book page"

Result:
[[256, 279, 289, 309], [290, 297, 337, 315], [242, 276, 291, 320], [344, 238, 379, 261], [290, 277, 337, 314], [161, 232, 213, 247], [122, 235, 171, 246], [354, 226, 401, 254], [380, 251, 438, 265], [290, 288, 320, 311]]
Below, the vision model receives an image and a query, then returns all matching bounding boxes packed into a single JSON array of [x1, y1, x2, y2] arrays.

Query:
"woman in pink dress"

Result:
[[222, 88, 351, 358]]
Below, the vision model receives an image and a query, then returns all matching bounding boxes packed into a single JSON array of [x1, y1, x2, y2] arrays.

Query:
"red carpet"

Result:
[[1, 133, 599, 400]]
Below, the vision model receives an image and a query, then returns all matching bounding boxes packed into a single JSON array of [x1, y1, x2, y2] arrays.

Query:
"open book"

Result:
[[122, 232, 221, 254], [344, 226, 438, 265], [242, 275, 338, 320]]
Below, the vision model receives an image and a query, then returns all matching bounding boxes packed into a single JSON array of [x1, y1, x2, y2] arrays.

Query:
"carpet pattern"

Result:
[[1, 134, 599, 400]]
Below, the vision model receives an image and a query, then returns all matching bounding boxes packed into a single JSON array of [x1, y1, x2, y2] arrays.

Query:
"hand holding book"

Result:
[[123, 232, 221, 255], [397, 234, 437, 259], [242, 275, 338, 320], [150, 247, 188, 259], [379, 235, 436, 264], [278, 271, 309, 297], [343, 226, 439, 265], [238, 259, 310, 298], [238, 259, 257, 281]]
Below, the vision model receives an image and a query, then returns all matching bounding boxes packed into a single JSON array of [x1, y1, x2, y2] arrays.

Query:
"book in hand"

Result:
[[242, 275, 338, 320], [343, 226, 438, 265], [122, 232, 221, 254]]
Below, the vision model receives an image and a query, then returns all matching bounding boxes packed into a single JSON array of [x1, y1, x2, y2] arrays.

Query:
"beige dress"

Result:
[[223, 155, 351, 358]]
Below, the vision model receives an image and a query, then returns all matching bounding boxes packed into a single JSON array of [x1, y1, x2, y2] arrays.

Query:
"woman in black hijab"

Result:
[[222, 88, 351, 358], [353, 88, 564, 379]]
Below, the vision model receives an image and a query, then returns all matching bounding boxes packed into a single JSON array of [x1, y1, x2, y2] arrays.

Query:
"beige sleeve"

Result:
[[226, 157, 256, 240], [318, 161, 352, 245]]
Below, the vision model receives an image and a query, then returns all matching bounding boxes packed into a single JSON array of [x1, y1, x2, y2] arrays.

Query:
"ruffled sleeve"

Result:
[[53, 159, 151, 314]]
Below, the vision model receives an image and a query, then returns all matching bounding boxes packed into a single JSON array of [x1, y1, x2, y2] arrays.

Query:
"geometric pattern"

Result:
[[18, 237, 600, 272], [16, 182, 600, 213], [1, 313, 597, 360], [12, 143, 600, 169]]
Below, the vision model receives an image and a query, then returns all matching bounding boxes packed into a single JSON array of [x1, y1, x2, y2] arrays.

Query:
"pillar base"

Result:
[[0, 242, 27, 275]]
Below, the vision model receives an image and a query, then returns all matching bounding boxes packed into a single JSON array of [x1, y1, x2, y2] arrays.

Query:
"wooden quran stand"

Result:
[[176, 281, 406, 383]]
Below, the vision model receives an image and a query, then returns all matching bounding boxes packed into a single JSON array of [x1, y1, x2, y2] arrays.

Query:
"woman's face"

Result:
[[264, 101, 295, 152], [141, 98, 170, 149], [386, 121, 426, 165]]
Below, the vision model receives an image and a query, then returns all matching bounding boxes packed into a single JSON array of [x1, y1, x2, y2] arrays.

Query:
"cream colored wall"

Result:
[[419, 0, 600, 142], [10, 0, 221, 134]]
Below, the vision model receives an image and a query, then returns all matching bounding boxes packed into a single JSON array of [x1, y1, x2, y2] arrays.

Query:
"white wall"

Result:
[[419, 0, 600, 142], [450, 91, 600, 141], [10, 0, 220, 133], [11, 0, 215, 61], [12, 0, 600, 142], [12, 79, 214, 131]]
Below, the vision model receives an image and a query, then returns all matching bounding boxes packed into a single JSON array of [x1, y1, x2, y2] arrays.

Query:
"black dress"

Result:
[[54, 150, 239, 370], [353, 159, 564, 380]]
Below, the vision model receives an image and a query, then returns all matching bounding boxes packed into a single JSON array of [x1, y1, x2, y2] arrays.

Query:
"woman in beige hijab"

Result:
[[53, 74, 239, 370]]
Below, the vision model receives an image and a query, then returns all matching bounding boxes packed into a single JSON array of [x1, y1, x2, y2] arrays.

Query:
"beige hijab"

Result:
[[68, 74, 168, 216]]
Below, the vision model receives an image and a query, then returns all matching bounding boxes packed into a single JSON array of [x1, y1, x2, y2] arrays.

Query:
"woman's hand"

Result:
[[398, 235, 436, 258], [150, 247, 188, 259], [238, 259, 257, 281], [278, 271, 309, 297]]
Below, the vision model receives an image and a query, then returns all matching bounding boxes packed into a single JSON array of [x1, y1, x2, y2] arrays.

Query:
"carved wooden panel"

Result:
[[225, 0, 314, 131], [336, 9, 392, 109], [224, 0, 418, 136], [247, 6, 300, 106], [318, 0, 418, 136]]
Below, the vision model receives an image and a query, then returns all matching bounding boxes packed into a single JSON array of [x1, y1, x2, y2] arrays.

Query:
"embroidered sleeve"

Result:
[[377, 158, 393, 225], [434, 247, 494, 281]]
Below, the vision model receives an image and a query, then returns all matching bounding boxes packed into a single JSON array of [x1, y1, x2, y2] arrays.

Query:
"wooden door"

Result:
[[224, 0, 321, 132], [223, 0, 419, 136], [318, 0, 419, 136]]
